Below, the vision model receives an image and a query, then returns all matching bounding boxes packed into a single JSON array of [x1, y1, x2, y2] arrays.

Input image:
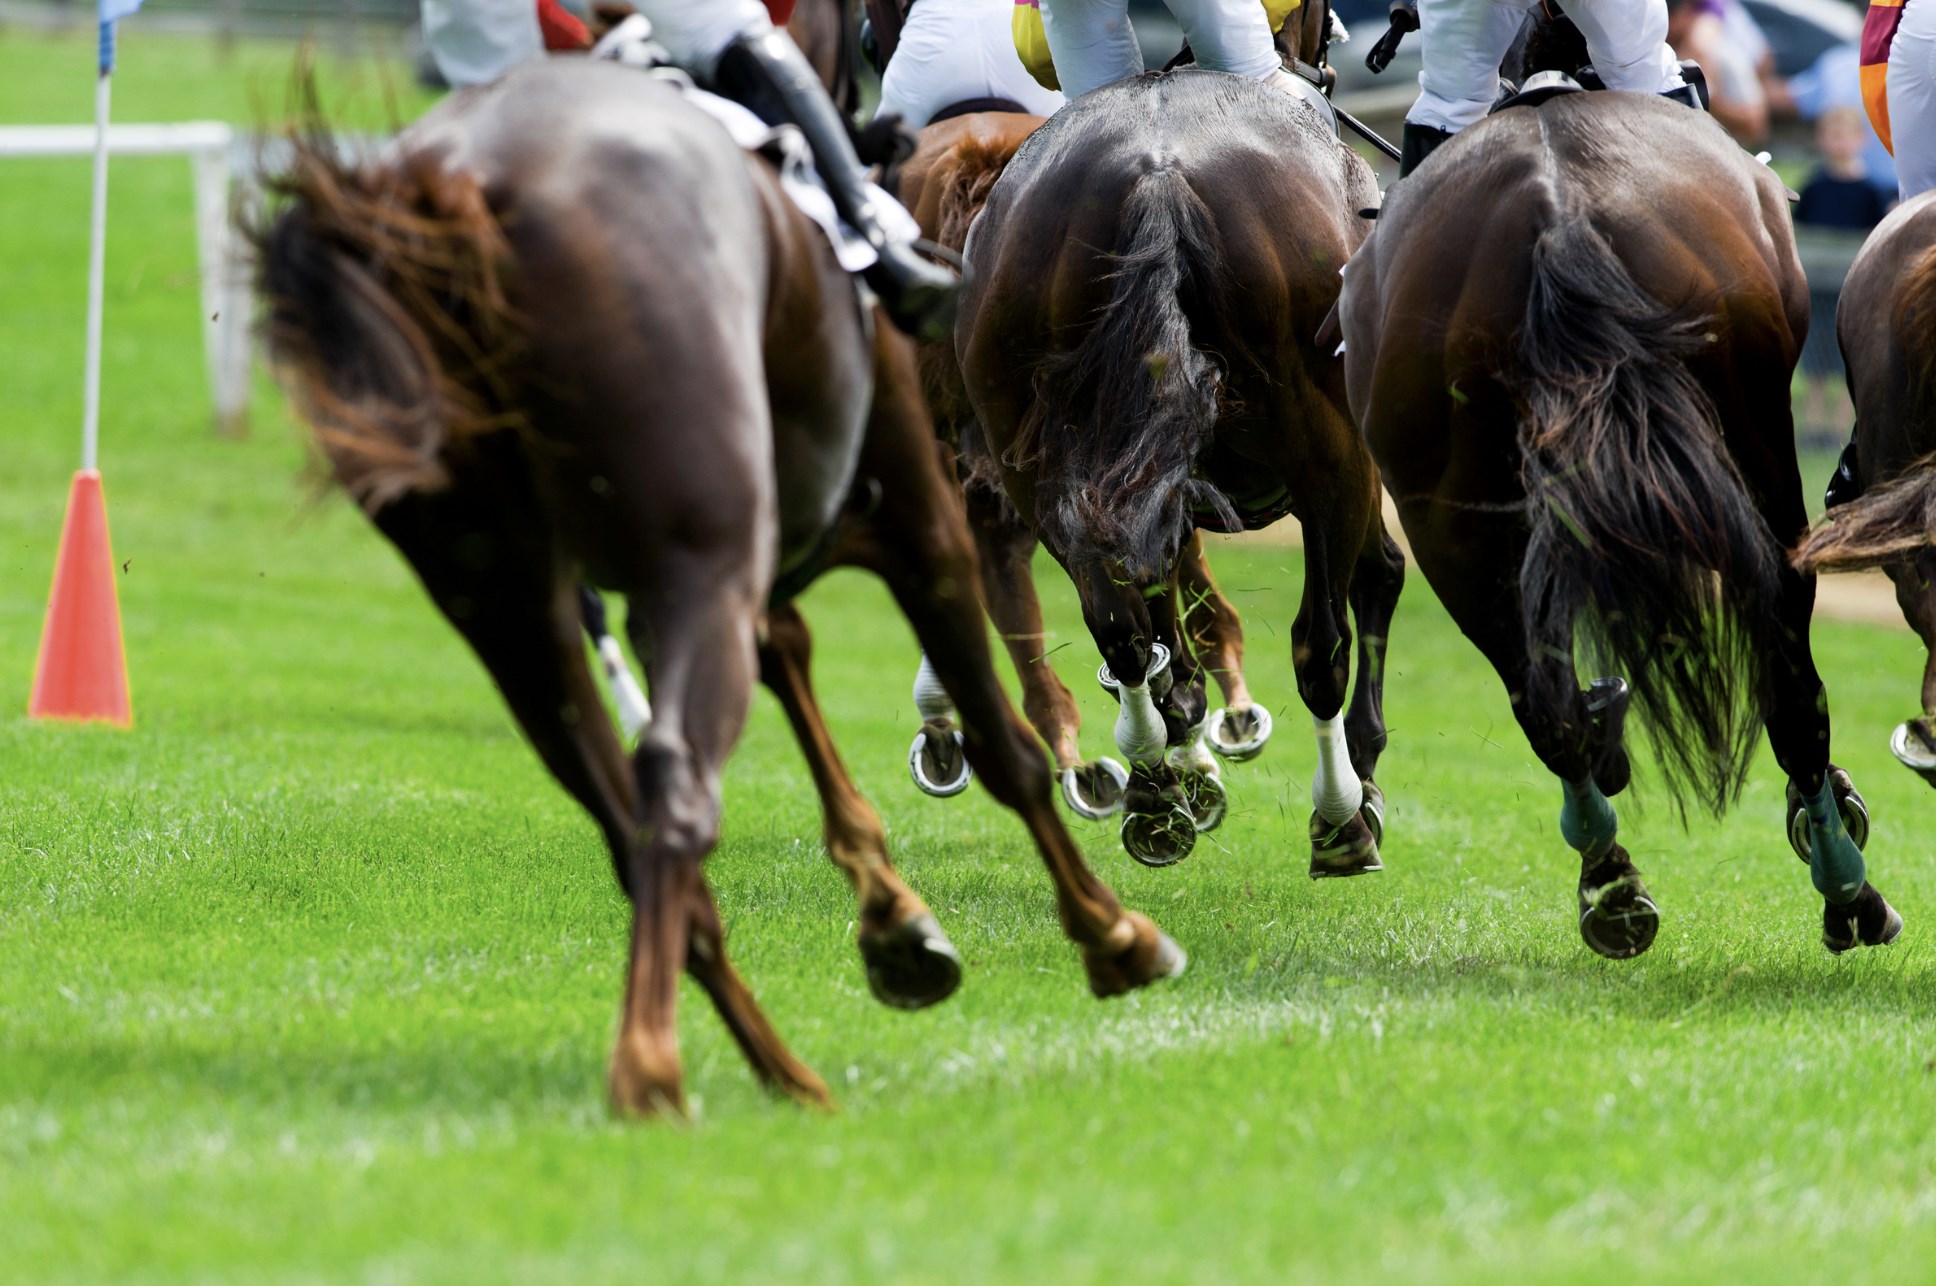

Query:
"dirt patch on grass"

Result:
[[1210, 495, 1908, 632]]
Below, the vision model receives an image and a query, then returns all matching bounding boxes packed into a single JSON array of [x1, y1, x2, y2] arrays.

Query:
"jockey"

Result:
[[1400, 0, 1700, 175], [423, 0, 959, 340], [1862, 0, 1935, 200], [877, 0, 1067, 126], [638, 0, 960, 339], [1036, 0, 1309, 101]]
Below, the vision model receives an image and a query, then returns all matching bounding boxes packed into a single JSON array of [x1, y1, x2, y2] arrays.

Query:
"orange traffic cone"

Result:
[[28, 469, 131, 726]]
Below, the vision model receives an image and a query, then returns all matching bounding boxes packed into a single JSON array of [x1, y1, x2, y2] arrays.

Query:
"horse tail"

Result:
[[919, 132, 1030, 455], [1795, 461, 1936, 571], [1015, 165, 1233, 579], [252, 123, 523, 510], [1511, 216, 1783, 814]]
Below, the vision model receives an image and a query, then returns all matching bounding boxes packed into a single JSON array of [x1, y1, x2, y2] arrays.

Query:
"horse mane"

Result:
[[252, 110, 525, 510]]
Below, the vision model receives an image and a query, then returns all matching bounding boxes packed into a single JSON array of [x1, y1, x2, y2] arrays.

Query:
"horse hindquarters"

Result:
[[259, 117, 837, 1115]]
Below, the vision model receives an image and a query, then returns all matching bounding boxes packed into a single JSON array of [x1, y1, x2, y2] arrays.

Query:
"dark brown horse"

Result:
[[256, 60, 1180, 1117], [1794, 191, 1936, 789], [894, 109, 1276, 819], [958, 67, 1405, 870], [1341, 87, 1901, 956]]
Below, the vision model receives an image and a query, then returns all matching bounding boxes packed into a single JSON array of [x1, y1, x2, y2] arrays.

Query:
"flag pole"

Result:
[[81, 19, 114, 473], [27, 12, 132, 726]]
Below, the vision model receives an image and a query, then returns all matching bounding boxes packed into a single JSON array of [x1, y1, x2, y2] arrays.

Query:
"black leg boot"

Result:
[[1398, 122, 1454, 178], [714, 29, 959, 342]]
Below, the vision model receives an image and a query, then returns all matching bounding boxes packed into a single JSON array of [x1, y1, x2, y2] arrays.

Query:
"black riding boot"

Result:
[[714, 30, 958, 342], [1398, 122, 1454, 178]]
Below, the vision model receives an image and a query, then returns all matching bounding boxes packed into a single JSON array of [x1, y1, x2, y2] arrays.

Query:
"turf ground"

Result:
[[5, 27, 1936, 1284]]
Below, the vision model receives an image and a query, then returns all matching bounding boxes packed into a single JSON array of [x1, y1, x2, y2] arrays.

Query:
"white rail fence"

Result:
[[0, 120, 254, 434]]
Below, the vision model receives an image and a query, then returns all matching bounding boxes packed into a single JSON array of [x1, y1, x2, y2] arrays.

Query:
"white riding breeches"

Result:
[[637, 0, 775, 76], [1040, 0, 1280, 101], [1406, 0, 1682, 133], [1891, 0, 1936, 200], [880, 0, 1067, 126], [421, 0, 541, 87]]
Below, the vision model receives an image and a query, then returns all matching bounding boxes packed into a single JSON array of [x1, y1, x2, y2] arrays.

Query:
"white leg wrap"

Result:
[[1115, 682, 1168, 764], [912, 652, 955, 721], [1310, 713, 1364, 826], [597, 635, 653, 740]]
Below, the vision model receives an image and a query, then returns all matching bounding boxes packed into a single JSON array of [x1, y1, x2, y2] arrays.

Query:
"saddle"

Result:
[[1490, 61, 1711, 116]]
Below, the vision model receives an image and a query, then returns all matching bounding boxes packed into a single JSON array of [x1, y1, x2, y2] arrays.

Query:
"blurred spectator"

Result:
[[1770, 42, 1898, 200], [1793, 107, 1892, 440], [1667, 0, 1770, 141], [1796, 106, 1894, 228]]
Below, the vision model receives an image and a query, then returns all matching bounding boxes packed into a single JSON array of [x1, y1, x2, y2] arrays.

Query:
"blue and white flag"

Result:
[[99, 0, 145, 72]]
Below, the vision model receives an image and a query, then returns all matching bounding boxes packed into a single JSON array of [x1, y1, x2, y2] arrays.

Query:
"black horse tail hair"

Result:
[[252, 110, 523, 511], [1016, 164, 1234, 578], [1512, 215, 1783, 816]]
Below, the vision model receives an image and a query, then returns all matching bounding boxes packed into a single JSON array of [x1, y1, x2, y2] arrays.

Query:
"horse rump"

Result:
[[1511, 216, 1783, 814], [1013, 166, 1235, 580], [253, 123, 523, 509]]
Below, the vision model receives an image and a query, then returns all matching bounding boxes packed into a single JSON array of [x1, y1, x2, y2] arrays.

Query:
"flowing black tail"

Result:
[[1512, 217, 1783, 814], [252, 122, 522, 510], [1011, 165, 1236, 579]]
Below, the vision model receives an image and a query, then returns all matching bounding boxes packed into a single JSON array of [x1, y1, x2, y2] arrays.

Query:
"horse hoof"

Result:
[[1061, 758, 1130, 819], [1576, 848, 1658, 959], [908, 720, 972, 798], [1081, 911, 1188, 997], [1181, 770, 1228, 833], [1121, 805, 1197, 867], [1890, 720, 1936, 787], [1096, 643, 1171, 702], [1205, 704, 1273, 761], [1823, 882, 1904, 953], [1360, 779, 1386, 847], [860, 913, 964, 1010], [1785, 765, 1869, 862], [1308, 801, 1382, 878]]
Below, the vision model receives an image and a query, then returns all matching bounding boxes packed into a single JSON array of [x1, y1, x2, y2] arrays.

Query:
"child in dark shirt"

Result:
[[1796, 107, 1892, 440]]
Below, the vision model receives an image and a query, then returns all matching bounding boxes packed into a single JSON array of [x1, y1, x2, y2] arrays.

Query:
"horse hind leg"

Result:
[[1180, 532, 1275, 762], [760, 602, 963, 1011], [849, 332, 1184, 994], [964, 476, 1128, 819], [1284, 419, 1386, 881], [612, 550, 830, 1114]]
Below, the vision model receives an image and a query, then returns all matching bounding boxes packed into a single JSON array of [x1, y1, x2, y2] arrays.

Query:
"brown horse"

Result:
[[958, 66, 1405, 870], [1341, 86, 1901, 956], [787, 0, 861, 116], [256, 60, 1180, 1117], [895, 108, 1277, 821], [1794, 191, 1936, 789]]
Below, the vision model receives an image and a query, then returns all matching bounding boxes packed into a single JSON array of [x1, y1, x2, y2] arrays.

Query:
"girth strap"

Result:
[[928, 96, 1032, 124]]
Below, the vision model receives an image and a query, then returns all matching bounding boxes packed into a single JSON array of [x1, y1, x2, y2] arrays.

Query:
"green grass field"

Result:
[[5, 27, 1936, 1284]]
